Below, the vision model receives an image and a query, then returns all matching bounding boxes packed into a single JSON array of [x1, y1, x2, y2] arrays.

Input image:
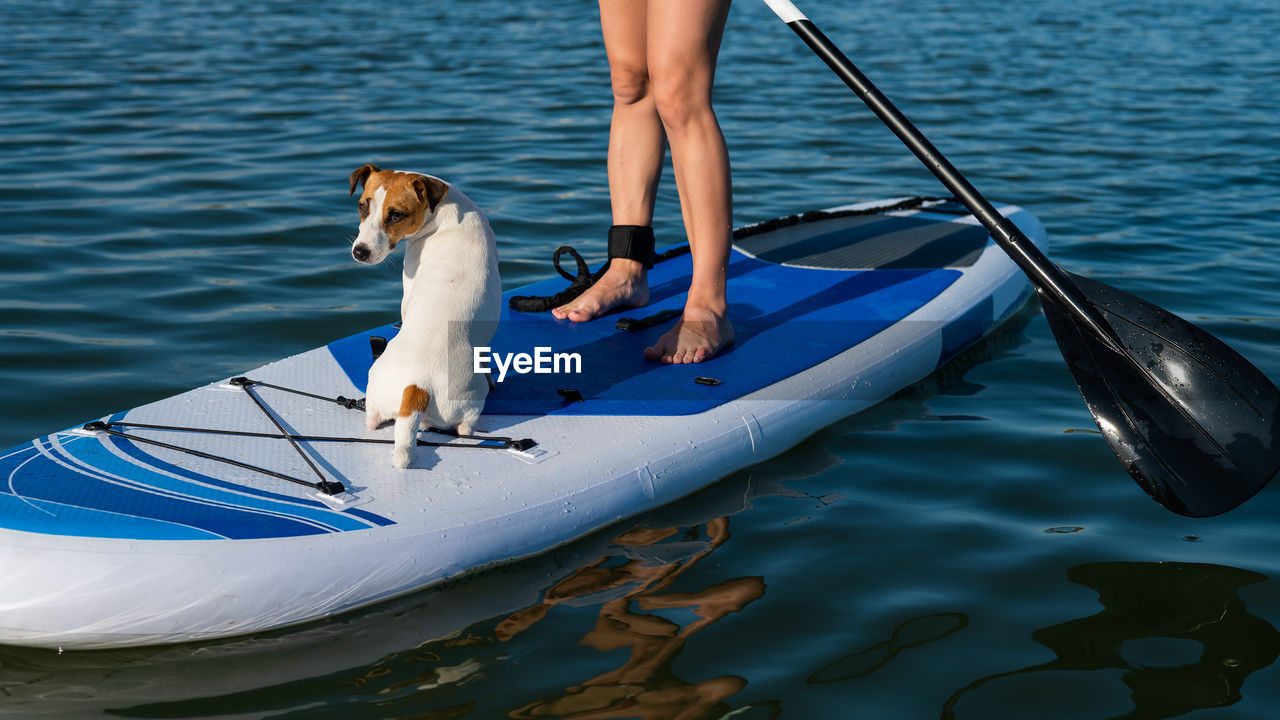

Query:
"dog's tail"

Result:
[[393, 385, 430, 469]]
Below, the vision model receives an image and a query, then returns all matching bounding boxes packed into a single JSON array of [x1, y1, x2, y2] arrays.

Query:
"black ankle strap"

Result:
[[607, 225, 655, 269]]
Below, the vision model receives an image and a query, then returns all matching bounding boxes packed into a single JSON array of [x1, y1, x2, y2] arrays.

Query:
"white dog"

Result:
[[348, 163, 501, 469]]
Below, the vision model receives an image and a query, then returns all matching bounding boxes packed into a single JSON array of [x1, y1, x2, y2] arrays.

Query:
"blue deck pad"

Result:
[[329, 249, 963, 416]]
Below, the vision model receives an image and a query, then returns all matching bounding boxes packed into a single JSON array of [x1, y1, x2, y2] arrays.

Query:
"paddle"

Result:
[[761, 0, 1280, 516]]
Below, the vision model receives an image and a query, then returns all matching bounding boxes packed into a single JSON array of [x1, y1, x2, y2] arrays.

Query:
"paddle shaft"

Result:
[[762, 0, 1120, 348]]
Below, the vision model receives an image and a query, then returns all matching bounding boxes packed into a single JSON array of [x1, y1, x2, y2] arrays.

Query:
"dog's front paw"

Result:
[[393, 446, 414, 469]]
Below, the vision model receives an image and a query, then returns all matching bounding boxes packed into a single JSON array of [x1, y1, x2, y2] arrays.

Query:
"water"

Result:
[[2, 0, 1280, 717]]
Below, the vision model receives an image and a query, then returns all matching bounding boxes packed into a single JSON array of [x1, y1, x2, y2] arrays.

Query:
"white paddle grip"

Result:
[[762, 0, 808, 23]]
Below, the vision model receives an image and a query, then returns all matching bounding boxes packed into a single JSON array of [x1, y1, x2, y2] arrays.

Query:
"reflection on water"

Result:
[[943, 562, 1280, 720], [808, 613, 968, 684], [504, 519, 764, 720], [0, 471, 798, 718]]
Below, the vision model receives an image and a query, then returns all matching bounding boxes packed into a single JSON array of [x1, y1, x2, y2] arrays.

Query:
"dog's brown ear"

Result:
[[349, 163, 381, 196], [412, 175, 450, 213]]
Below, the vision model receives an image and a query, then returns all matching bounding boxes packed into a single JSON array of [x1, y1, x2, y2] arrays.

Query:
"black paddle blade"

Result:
[[1040, 271, 1280, 516]]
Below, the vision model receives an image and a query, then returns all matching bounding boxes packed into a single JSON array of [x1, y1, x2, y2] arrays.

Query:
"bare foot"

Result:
[[644, 304, 734, 364], [551, 259, 649, 322]]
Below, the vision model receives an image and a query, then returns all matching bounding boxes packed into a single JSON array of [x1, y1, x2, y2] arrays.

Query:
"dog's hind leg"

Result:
[[394, 385, 431, 469], [453, 407, 483, 438]]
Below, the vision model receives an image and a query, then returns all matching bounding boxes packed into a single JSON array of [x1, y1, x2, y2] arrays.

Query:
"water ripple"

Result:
[[3, 0, 1280, 717]]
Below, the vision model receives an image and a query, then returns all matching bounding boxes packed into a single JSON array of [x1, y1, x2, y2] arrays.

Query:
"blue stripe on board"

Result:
[[63, 436, 342, 535], [99, 432, 395, 533], [0, 439, 332, 540], [0, 426, 397, 539], [103, 414, 394, 529], [938, 296, 996, 367], [0, 480, 224, 540]]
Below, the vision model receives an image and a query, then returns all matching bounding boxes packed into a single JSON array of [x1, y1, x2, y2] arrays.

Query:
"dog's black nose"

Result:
[[352, 245, 371, 262]]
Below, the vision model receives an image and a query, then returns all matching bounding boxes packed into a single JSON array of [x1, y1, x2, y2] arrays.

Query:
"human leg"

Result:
[[553, 1, 665, 322], [642, 0, 734, 363]]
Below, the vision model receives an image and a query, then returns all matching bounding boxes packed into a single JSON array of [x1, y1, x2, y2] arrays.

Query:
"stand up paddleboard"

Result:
[[0, 197, 1045, 648]]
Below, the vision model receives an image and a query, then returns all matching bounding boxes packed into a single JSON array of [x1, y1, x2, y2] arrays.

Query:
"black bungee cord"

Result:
[[83, 377, 535, 497]]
